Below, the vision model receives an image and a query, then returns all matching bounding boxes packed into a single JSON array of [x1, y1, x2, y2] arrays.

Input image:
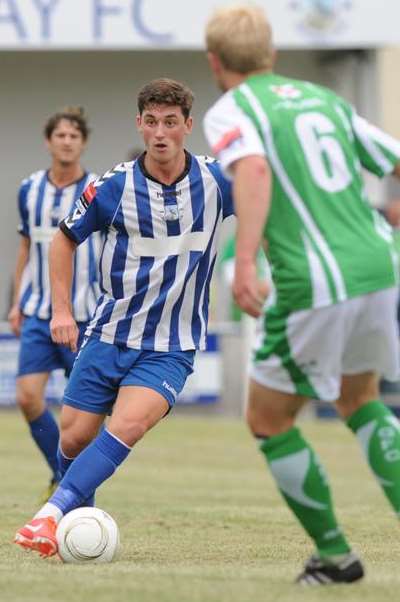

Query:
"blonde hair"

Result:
[[205, 4, 273, 74]]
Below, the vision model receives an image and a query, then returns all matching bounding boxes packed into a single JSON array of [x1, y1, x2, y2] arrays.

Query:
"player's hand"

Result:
[[8, 304, 23, 337], [50, 312, 79, 353], [384, 199, 400, 227], [233, 260, 268, 318]]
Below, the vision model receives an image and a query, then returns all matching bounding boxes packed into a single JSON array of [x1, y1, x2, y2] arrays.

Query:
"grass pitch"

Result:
[[1, 410, 400, 602]]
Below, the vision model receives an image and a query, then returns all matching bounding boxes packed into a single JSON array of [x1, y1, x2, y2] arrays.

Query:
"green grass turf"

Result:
[[1, 410, 399, 602]]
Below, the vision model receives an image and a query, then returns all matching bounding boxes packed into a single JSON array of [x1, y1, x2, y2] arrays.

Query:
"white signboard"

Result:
[[0, 331, 221, 406], [0, 0, 399, 50]]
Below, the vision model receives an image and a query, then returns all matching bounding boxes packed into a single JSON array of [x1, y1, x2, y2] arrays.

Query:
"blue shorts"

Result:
[[63, 336, 195, 414], [18, 315, 88, 378]]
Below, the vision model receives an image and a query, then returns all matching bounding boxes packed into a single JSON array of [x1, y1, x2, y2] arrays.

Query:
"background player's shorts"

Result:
[[63, 336, 195, 414], [251, 287, 400, 401], [18, 315, 88, 378]]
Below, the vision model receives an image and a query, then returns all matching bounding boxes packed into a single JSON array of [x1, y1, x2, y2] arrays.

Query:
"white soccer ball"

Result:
[[56, 507, 120, 563]]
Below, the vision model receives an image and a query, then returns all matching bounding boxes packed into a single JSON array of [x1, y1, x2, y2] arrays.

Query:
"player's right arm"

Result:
[[8, 236, 30, 336], [8, 179, 32, 336], [50, 168, 123, 350], [49, 231, 79, 352]]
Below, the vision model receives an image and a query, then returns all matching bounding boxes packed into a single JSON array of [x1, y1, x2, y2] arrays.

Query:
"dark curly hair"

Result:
[[137, 78, 194, 120], [44, 106, 90, 140]]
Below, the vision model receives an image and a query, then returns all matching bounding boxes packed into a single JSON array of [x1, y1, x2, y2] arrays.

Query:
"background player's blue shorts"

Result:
[[63, 336, 195, 414], [18, 315, 88, 378]]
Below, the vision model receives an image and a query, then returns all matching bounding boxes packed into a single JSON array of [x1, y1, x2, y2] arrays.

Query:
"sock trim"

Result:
[[259, 426, 301, 457], [58, 446, 75, 461], [347, 400, 389, 432], [105, 428, 132, 451]]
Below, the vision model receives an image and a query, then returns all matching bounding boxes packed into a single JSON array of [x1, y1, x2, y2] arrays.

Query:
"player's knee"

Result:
[[61, 429, 94, 458], [16, 386, 42, 416], [246, 403, 296, 436], [337, 375, 380, 419], [246, 405, 262, 434], [110, 419, 147, 447]]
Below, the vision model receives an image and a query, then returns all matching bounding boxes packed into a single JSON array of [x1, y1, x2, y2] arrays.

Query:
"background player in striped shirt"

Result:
[[8, 107, 100, 502], [14, 78, 234, 557], [203, 4, 400, 586]]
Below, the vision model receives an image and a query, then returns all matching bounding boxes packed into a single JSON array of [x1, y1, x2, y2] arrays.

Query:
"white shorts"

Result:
[[251, 287, 400, 402]]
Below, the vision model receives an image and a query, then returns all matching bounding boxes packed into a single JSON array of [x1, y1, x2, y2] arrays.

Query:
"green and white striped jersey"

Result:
[[204, 72, 400, 311]]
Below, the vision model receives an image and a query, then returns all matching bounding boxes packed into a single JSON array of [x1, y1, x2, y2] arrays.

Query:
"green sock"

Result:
[[347, 400, 400, 514], [259, 427, 351, 558]]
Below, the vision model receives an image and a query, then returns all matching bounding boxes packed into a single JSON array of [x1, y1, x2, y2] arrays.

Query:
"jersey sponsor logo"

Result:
[[270, 84, 302, 99], [274, 97, 323, 111], [212, 127, 242, 155], [156, 189, 182, 199]]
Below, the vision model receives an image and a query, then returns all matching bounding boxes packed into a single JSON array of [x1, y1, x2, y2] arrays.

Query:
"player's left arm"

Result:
[[392, 162, 400, 179], [348, 104, 400, 177]]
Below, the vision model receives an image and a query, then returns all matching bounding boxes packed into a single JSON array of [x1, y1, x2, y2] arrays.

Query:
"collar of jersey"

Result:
[[137, 150, 192, 187], [45, 170, 88, 190]]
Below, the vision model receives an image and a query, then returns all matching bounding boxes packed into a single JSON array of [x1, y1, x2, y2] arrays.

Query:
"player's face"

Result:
[[137, 105, 193, 164], [46, 119, 86, 166]]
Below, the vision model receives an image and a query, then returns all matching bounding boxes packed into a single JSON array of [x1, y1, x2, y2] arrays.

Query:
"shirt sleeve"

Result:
[[203, 91, 265, 180], [60, 171, 123, 244], [205, 158, 235, 219], [350, 109, 400, 177], [17, 179, 31, 237]]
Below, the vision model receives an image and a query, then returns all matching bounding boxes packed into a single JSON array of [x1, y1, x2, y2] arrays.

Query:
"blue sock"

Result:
[[57, 447, 73, 478], [50, 429, 131, 514], [29, 409, 60, 480], [57, 447, 95, 507]]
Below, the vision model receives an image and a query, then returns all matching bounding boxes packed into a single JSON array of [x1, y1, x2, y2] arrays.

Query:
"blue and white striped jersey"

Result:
[[18, 169, 101, 322], [60, 153, 234, 351]]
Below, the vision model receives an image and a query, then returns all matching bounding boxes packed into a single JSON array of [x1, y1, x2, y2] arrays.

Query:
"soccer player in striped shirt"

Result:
[[8, 107, 100, 502], [14, 78, 234, 557], [202, 4, 400, 585]]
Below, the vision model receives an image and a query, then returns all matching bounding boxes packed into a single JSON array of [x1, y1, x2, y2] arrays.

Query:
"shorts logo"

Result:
[[163, 380, 177, 399]]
